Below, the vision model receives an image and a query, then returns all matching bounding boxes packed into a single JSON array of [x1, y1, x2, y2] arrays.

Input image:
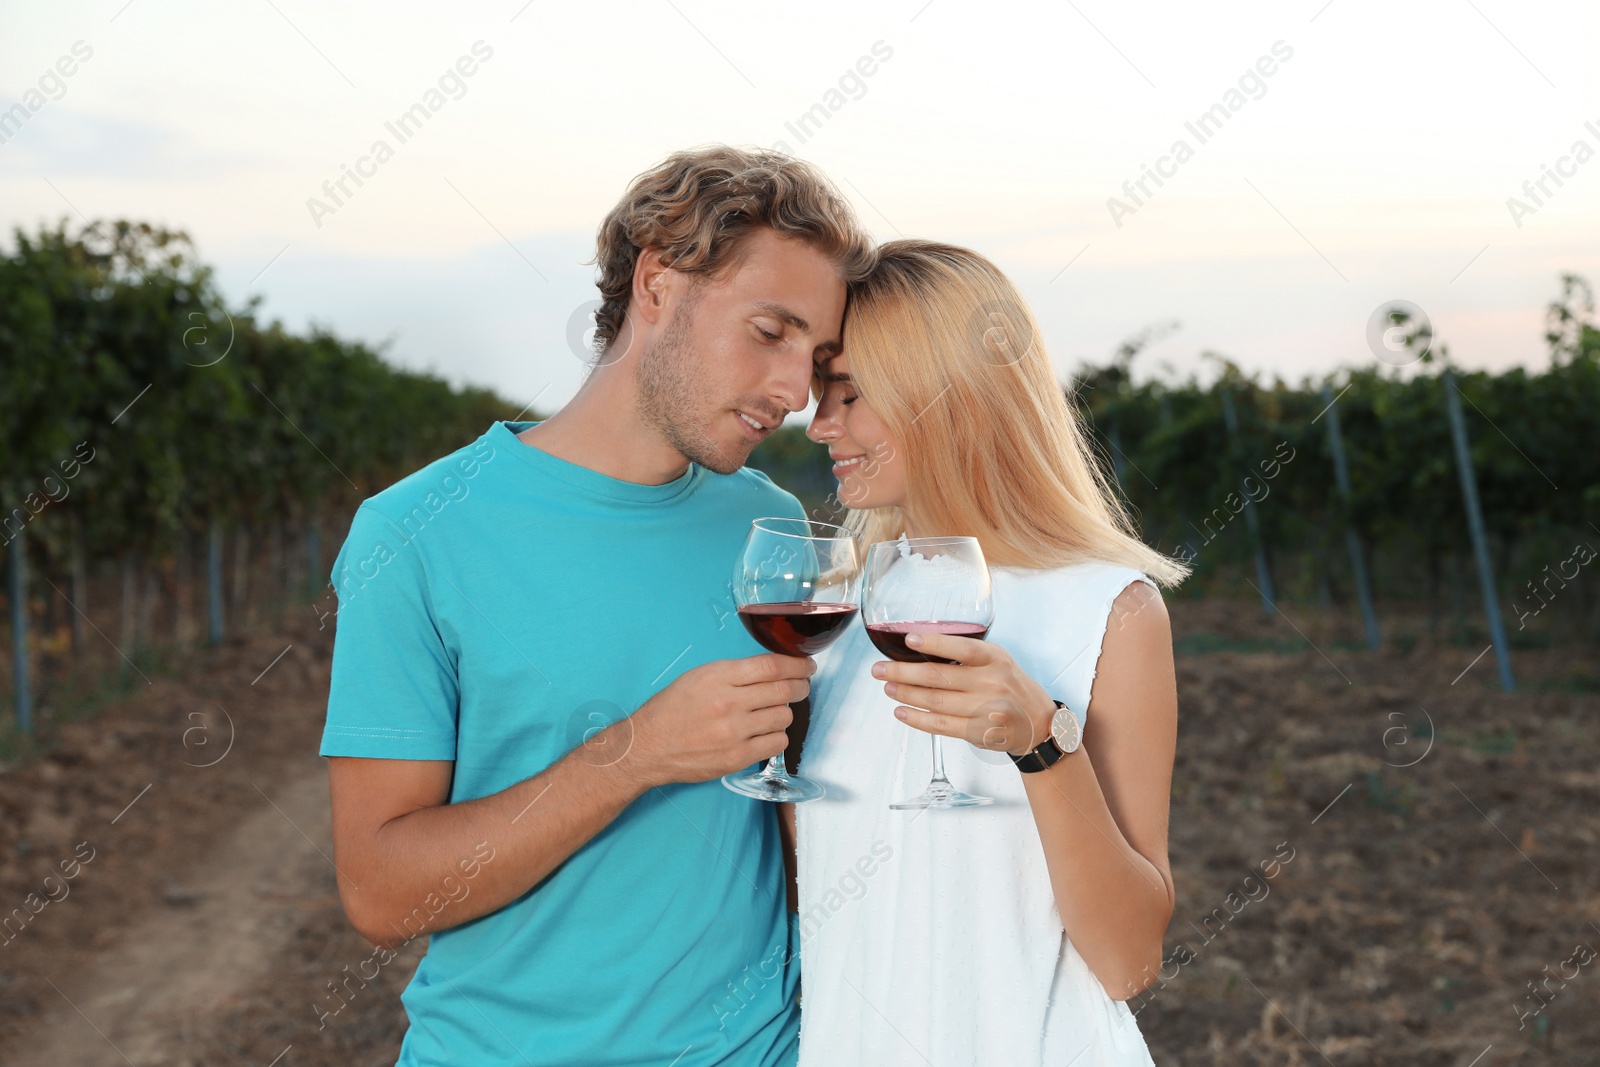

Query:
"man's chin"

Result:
[[682, 433, 751, 476], [698, 444, 751, 476]]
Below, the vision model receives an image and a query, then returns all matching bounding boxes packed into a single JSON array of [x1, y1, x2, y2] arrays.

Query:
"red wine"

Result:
[[739, 603, 860, 657], [865, 621, 989, 664]]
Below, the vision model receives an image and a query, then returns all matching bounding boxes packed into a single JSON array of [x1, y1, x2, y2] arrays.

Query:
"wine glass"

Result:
[[861, 536, 995, 810], [722, 517, 860, 803]]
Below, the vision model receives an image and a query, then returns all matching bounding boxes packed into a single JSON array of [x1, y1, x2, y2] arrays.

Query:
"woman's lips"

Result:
[[831, 454, 866, 475]]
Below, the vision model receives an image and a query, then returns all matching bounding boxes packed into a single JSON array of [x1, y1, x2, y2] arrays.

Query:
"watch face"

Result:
[[1050, 707, 1082, 753]]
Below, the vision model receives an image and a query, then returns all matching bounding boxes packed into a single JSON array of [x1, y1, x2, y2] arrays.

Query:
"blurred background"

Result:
[[1, 1, 1597, 1064]]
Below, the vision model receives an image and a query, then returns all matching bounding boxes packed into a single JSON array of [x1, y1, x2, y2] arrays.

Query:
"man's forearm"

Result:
[[343, 730, 651, 947]]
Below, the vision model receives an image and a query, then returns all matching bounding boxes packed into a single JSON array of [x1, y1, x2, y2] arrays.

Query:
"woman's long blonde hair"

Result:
[[836, 240, 1189, 587]]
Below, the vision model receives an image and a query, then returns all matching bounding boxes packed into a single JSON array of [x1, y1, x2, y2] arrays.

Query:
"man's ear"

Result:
[[631, 247, 674, 328]]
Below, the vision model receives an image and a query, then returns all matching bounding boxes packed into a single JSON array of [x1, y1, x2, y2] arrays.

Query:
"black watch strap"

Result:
[[1009, 700, 1069, 774]]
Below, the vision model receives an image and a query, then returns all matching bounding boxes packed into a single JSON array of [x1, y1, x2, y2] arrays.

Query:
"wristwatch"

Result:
[[1010, 700, 1082, 773]]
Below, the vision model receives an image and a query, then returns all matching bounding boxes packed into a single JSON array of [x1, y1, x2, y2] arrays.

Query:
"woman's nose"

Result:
[[807, 407, 839, 443]]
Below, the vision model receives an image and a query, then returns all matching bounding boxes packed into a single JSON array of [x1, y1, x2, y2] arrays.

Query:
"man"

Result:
[[320, 145, 875, 1066]]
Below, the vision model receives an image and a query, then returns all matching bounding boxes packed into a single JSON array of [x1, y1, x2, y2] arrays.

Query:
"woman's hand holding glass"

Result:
[[871, 633, 1057, 757]]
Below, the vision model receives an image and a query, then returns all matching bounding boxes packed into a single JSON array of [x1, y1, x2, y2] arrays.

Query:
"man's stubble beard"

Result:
[[636, 294, 750, 477]]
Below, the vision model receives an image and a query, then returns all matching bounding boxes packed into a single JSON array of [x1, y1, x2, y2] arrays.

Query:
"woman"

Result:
[[792, 241, 1187, 1065]]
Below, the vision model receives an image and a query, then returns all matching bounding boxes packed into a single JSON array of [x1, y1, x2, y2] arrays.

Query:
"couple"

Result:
[[321, 144, 1186, 1067]]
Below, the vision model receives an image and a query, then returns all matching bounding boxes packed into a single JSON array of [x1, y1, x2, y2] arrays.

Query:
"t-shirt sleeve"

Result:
[[320, 503, 459, 760]]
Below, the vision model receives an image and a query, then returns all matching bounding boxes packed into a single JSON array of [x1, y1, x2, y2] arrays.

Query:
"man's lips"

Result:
[[734, 410, 776, 439]]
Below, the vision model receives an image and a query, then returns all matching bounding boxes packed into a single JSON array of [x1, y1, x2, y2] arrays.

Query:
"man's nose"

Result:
[[771, 350, 815, 417]]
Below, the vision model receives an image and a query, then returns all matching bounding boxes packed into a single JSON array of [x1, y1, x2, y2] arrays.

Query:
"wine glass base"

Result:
[[722, 771, 826, 803], [890, 789, 994, 810]]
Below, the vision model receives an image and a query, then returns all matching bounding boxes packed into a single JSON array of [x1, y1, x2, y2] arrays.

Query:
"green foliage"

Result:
[[1, 219, 522, 564], [8, 217, 1596, 633]]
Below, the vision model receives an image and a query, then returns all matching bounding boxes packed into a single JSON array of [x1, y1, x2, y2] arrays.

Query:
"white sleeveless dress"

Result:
[[795, 560, 1159, 1067]]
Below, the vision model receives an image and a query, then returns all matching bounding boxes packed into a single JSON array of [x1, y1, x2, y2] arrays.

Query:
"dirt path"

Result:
[[7, 760, 332, 1067], [0, 607, 421, 1066]]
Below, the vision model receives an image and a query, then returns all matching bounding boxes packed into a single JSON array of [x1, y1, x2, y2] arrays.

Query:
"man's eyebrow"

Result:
[[750, 301, 811, 333], [755, 301, 842, 359]]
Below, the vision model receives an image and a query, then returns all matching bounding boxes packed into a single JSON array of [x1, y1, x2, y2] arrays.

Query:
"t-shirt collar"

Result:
[[492, 420, 702, 504]]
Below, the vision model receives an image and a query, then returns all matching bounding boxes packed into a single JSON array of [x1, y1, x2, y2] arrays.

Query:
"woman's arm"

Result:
[[1016, 584, 1176, 998], [870, 581, 1177, 999]]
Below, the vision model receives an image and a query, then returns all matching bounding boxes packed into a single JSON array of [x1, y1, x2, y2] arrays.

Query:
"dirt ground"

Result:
[[0, 593, 1595, 1066]]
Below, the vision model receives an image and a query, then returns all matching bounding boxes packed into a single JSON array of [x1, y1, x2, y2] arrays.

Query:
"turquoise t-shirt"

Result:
[[321, 420, 803, 1067]]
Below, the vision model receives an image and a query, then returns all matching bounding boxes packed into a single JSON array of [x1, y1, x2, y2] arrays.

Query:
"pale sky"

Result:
[[4, 0, 1597, 424]]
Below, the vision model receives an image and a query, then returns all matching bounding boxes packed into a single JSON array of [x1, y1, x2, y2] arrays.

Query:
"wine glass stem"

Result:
[[758, 754, 791, 782], [757, 697, 800, 782], [929, 735, 953, 790]]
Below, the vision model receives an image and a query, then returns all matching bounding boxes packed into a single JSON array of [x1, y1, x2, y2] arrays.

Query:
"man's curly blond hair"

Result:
[[590, 145, 876, 356]]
